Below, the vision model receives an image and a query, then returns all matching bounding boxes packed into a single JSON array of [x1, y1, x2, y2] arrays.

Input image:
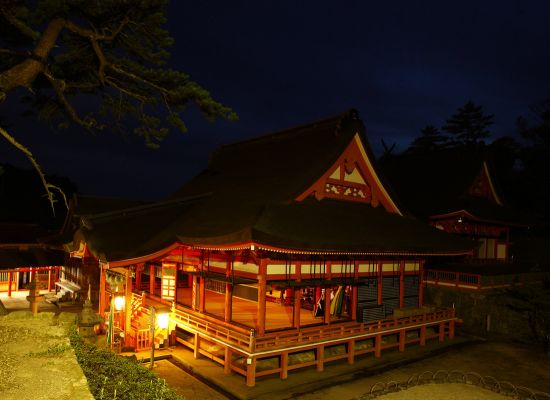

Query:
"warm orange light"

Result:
[[156, 312, 169, 329], [114, 296, 125, 311]]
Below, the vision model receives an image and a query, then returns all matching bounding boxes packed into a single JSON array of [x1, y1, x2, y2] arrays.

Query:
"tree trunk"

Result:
[[0, 17, 65, 95]]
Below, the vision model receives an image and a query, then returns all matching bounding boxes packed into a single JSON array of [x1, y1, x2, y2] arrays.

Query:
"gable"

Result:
[[296, 134, 402, 215], [468, 161, 502, 205]]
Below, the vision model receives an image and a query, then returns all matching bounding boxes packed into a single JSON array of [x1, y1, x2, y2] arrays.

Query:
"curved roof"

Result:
[[75, 111, 475, 263]]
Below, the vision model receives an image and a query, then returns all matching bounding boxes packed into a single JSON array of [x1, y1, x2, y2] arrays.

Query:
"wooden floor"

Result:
[[174, 287, 350, 331]]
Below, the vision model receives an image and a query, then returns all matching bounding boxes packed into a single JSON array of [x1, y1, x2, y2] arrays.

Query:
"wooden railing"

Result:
[[425, 270, 481, 289], [425, 269, 549, 290], [254, 308, 455, 352], [128, 291, 456, 355]]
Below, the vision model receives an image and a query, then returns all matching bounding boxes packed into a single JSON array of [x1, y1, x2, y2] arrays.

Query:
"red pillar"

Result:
[[99, 265, 106, 314], [316, 345, 324, 372], [418, 260, 424, 306], [399, 261, 405, 309], [374, 334, 382, 357], [7, 271, 13, 297], [149, 264, 155, 295], [420, 325, 426, 345], [377, 261, 383, 305], [293, 287, 301, 328], [280, 352, 289, 379], [257, 260, 267, 335], [135, 267, 142, 292], [199, 276, 205, 313], [246, 358, 257, 387]]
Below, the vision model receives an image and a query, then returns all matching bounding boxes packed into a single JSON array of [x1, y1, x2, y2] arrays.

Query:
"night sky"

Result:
[[2, 0, 550, 201]]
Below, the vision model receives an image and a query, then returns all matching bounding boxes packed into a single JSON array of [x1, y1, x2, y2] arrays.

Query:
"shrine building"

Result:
[[69, 110, 474, 386], [380, 148, 535, 290]]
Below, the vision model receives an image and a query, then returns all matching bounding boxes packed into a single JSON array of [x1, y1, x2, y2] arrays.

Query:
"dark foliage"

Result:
[[442, 100, 494, 147], [69, 327, 184, 400], [0, 0, 236, 147]]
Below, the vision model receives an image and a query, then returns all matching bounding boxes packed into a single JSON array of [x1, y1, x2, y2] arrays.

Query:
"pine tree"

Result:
[[407, 124, 448, 153], [0, 0, 237, 212], [442, 101, 494, 147]]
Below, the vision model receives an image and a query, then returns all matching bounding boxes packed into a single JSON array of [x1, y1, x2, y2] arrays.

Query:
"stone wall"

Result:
[[424, 284, 546, 343]]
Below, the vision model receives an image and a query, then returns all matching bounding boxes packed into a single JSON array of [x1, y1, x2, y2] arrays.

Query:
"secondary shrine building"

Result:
[[70, 110, 474, 386]]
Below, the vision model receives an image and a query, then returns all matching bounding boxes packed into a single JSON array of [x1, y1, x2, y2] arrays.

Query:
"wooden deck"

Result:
[[128, 291, 457, 386]]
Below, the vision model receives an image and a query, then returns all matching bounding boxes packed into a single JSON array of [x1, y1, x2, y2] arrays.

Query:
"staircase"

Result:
[[129, 293, 168, 350]]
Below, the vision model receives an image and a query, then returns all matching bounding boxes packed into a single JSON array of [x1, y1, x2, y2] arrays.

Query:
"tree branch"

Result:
[[42, 67, 103, 130], [0, 125, 57, 215], [63, 17, 129, 85], [109, 64, 170, 95], [104, 76, 149, 103], [0, 6, 40, 41]]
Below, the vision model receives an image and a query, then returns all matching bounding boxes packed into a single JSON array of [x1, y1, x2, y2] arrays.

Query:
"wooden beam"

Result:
[[199, 276, 205, 313], [316, 345, 324, 372], [194, 333, 200, 359], [347, 340, 355, 364], [377, 261, 383, 304], [125, 270, 133, 345], [225, 283, 233, 323], [246, 358, 257, 387], [149, 264, 155, 295], [257, 259, 267, 335], [418, 260, 424, 306], [281, 352, 288, 379], [224, 347, 231, 374], [7, 271, 12, 297], [99, 265, 106, 314], [420, 325, 426, 346], [439, 322, 445, 342], [399, 330, 405, 352], [448, 320, 455, 340], [399, 260, 405, 308], [324, 286, 330, 324], [374, 334, 381, 358], [293, 287, 301, 328]]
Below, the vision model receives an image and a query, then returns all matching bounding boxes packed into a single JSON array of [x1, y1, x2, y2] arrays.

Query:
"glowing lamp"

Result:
[[156, 312, 169, 329], [114, 295, 125, 311]]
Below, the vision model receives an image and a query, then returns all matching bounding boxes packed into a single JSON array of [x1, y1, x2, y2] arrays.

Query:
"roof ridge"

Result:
[[82, 192, 211, 223], [217, 109, 360, 151]]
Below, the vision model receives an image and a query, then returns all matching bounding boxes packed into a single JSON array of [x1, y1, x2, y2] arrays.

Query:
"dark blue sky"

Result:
[[2, 0, 550, 200]]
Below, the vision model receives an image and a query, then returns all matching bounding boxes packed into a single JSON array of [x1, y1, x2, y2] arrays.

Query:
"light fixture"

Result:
[[114, 295, 125, 311], [156, 310, 169, 329], [457, 217, 463, 223]]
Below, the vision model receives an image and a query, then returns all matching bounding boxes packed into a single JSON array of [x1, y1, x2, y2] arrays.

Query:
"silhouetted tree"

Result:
[[516, 94, 550, 216], [0, 0, 236, 212], [442, 101, 494, 147], [407, 124, 448, 153]]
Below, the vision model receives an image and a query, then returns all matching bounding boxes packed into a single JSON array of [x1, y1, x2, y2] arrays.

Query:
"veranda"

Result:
[[98, 246, 458, 386]]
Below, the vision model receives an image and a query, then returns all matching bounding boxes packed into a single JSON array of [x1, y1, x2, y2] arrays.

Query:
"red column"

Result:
[[7, 271, 13, 297], [418, 261, 424, 306], [199, 276, 205, 313], [316, 345, 325, 372], [324, 287, 331, 324], [225, 256, 233, 322], [149, 264, 155, 295], [257, 259, 267, 335], [399, 261, 405, 308], [135, 267, 142, 292], [377, 261, 383, 305], [374, 334, 382, 357], [98, 265, 106, 314], [293, 287, 301, 328]]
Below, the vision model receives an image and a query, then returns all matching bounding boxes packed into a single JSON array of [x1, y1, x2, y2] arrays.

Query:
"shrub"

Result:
[[68, 327, 184, 400]]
